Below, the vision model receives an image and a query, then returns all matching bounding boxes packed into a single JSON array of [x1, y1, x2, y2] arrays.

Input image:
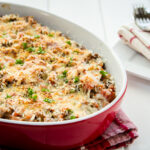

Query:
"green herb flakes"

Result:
[[22, 42, 28, 49], [65, 80, 68, 83], [41, 88, 50, 92], [100, 70, 108, 78], [37, 47, 45, 54], [43, 98, 55, 103], [48, 33, 54, 37], [26, 47, 35, 52], [66, 40, 72, 46], [34, 35, 40, 38], [27, 88, 34, 98], [73, 50, 79, 54], [62, 70, 67, 77], [67, 109, 73, 114], [74, 76, 79, 83], [16, 59, 24, 65], [5, 94, 12, 99], [70, 116, 76, 119], [32, 94, 37, 101]]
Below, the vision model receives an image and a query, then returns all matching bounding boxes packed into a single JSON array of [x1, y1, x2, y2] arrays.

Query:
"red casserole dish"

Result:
[[0, 2, 127, 150]]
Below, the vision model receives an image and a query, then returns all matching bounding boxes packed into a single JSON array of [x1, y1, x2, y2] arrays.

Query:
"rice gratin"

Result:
[[0, 14, 116, 122]]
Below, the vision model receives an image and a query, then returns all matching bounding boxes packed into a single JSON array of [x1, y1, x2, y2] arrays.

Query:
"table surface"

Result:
[[1, 0, 150, 150]]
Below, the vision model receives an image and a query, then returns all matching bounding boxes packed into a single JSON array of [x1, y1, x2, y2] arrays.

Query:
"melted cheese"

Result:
[[0, 14, 116, 122]]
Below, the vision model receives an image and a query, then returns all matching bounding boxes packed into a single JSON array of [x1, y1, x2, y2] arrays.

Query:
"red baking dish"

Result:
[[0, 2, 127, 150]]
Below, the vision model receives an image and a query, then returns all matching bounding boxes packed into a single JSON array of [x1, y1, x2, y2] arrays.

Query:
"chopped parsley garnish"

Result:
[[22, 42, 35, 52], [34, 35, 40, 38], [66, 40, 72, 46], [70, 116, 76, 119], [65, 79, 68, 83], [67, 57, 73, 67], [32, 94, 37, 101], [27, 88, 34, 98], [62, 70, 67, 77], [48, 33, 54, 37], [16, 59, 24, 65], [27, 88, 38, 101], [100, 70, 108, 78], [67, 109, 73, 114], [73, 50, 79, 54], [5, 94, 12, 99], [41, 88, 50, 92], [70, 57, 73, 61], [58, 70, 68, 79], [26, 47, 35, 52], [22, 42, 28, 49], [37, 47, 45, 54], [74, 76, 79, 83], [43, 98, 55, 103]]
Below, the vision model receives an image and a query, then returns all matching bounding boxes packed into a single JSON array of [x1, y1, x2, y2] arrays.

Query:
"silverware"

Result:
[[133, 6, 150, 31]]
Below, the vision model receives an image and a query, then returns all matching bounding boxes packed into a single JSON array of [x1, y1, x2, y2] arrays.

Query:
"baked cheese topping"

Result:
[[0, 14, 116, 122]]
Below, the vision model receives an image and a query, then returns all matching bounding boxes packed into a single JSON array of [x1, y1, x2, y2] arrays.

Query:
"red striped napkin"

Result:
[[78, 109, 138, 150], [118, 24, 150, 60]]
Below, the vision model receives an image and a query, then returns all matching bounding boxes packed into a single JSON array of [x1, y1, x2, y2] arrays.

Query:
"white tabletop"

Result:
[[1, 0, 150, 149]]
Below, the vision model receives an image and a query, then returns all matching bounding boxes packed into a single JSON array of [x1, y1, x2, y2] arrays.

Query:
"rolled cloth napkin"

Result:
[[118, 24, 150, 60], [77, 109, 138, 150]]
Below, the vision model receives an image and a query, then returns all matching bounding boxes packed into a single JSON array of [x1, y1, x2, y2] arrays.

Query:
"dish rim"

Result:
[[0, 2, 127, 126]]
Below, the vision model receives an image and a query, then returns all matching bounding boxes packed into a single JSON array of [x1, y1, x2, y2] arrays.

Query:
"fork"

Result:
[[133, 6, 150, 31]]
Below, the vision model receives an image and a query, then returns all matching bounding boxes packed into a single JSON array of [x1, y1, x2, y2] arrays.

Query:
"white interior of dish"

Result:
[[0, 2, 127, 125]]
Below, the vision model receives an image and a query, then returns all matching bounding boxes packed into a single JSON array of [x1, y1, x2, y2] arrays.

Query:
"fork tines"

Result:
[[134, 6, 150, 19]]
